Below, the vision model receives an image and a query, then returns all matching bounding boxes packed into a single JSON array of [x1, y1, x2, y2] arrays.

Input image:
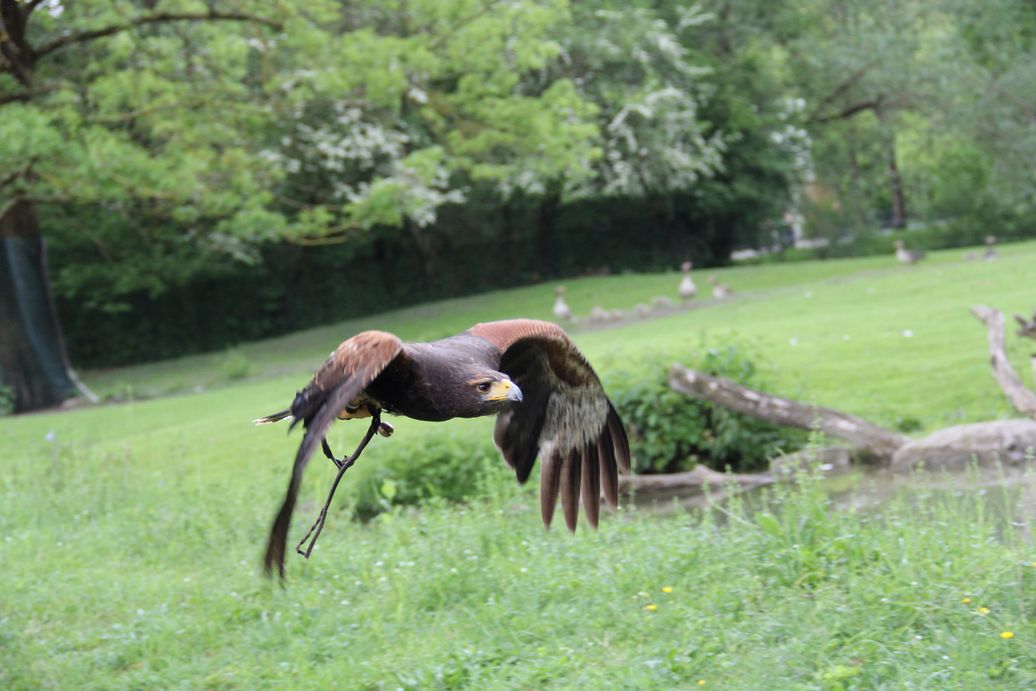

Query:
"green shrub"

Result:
[[345, 425, 509, 521], [603, 338, 806, 474], [219, 348, 252, 381], [0, 384, 14, 416]]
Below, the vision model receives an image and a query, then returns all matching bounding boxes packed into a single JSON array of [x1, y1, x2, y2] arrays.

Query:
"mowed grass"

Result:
[[3, 240, 1036, 688], [84, 239, 1035, 429]]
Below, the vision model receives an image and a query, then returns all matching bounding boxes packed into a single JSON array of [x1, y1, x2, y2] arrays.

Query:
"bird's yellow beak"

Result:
[[487, 379, 523, 403]]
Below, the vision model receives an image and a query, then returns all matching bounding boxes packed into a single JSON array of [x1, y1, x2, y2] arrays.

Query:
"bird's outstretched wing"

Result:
[[264, 331, 403, 577], [468, 319, 630, 531]]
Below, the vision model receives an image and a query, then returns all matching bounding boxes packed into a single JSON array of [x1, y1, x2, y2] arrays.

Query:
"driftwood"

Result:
[[620, 464, 773, 493], [770, 446, 855, 474], [668, 364, 907, 458], [647, 304, 1036, 480], [891, 420, 1036, 471], [1016, 310, 1036, 341], [972, 306, 1036, 419], [667, 304, 1036, 471]]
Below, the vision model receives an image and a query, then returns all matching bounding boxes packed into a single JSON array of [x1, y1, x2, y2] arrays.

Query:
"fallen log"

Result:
[[770, 446, 855, 475], [972, 305, 1036, 419], [659, 306, 1036, 474], [667, 364, 907, 459], [891, 419, 1036, 471], [619, 464, 773, 493]]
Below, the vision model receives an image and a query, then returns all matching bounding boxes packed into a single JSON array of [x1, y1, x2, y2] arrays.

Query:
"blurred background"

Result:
[[4, 2, 1036, 688], [3, 0, 1035, 409]]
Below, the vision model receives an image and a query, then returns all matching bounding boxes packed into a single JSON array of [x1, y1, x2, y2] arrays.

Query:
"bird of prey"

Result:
[[257, 319, 630, 577]]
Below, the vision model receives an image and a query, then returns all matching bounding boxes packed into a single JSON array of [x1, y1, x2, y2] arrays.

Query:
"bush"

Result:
[[0, 384, 14, 416], [603, 338, 806, 474], [219, 348, 252, 381], [344, 424, 509, 521]]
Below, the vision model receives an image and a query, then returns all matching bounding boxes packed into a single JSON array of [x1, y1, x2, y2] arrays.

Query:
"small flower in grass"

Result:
[[978, 607, 990, 615], [644, 604, 658, 612], [961, 597, 972, 605], [1001, 631, 1015, 640], [662, 586, 673, 594], [697, 680, 706, 686]]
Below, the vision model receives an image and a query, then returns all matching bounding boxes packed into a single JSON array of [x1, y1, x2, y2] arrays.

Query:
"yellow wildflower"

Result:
[[960, 597, 972, 605], [697, 680, 706, 686], [1001, 631, 1015, 640], [978, 607, 990, 615], [662, 586, 674, 594], [644, 604, 658, 612]]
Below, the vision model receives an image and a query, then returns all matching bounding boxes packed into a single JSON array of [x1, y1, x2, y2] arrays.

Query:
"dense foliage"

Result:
[[605, 341, 806, 474], [3, 0, 1036, 370]]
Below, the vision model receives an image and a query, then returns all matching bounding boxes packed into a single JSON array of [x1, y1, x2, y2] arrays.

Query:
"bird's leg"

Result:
[[295, 412, 383, 560], [321, 437, 342, 469]]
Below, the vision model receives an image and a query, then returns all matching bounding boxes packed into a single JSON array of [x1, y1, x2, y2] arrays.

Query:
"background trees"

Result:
[[3, 0, 1035, 411]]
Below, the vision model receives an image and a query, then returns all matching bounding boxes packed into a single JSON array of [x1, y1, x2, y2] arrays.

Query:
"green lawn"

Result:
[[3, 241, 1036, 688]]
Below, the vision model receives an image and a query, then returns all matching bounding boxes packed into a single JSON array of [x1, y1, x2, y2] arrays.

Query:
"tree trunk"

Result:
[[886, 133, 907, 229], [0, 200, 79, 412], [668, 364, 908, 459], [846, 124, 866, 229]]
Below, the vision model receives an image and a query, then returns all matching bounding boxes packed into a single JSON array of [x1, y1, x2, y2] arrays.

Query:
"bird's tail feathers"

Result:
[[254, 409, 293, 425]]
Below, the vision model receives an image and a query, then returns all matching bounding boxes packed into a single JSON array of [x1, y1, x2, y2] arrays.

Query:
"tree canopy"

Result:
[[2, 0, 1035, 409]]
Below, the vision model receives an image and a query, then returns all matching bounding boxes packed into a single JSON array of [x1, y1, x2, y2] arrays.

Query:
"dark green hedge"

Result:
[[54, 190, 776, 368]]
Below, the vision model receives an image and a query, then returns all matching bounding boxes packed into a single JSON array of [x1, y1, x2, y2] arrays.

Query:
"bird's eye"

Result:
[[477, 382, 492, 393]]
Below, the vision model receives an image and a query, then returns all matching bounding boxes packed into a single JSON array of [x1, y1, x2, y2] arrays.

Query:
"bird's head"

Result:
[[465, 371, 523, 416]]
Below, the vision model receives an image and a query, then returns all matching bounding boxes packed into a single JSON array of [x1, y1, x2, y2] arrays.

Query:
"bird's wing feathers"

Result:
[[471, 319, 630, 531], [263, 330, 403, 577]]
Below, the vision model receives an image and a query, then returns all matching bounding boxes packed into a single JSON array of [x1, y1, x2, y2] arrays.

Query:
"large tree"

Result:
[[0, 0, 604, 412], [0, 0, 287, 411]]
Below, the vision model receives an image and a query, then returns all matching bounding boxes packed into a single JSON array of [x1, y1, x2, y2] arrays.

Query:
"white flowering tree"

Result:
[[0, 0, 600, 411], [542, 1, 725, 199]]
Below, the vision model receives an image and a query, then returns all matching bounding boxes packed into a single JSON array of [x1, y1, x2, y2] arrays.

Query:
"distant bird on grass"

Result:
[[257, 319, 630, 578], [893, 239, 925, 265], [707, 275, 732, 299], [984, 235, 999, 260], [678, 261, 697, 301], [651, 295, 675, 310], [553, 286, 573, 321]]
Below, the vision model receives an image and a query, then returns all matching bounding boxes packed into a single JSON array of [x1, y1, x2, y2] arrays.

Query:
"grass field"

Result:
[[3, 241, 1036, 688]]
